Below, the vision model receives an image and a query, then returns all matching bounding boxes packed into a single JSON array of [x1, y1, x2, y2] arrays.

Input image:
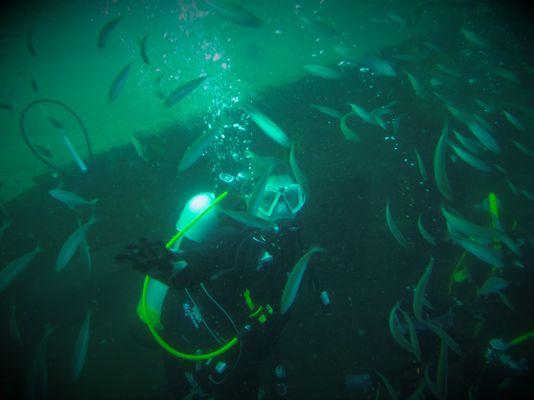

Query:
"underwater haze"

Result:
[[1, 0, 533, 399]]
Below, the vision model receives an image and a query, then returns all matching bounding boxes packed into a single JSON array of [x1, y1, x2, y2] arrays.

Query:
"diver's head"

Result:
[[255, 174, 305, 222]]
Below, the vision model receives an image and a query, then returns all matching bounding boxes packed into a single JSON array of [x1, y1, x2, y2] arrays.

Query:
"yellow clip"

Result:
[[243, 289, 255, 311]]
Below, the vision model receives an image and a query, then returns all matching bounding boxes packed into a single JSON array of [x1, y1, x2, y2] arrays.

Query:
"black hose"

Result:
[[19, 98, 92, 177]]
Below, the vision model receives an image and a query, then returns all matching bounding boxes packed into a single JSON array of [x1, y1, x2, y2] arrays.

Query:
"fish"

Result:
[[436, 64, 461, 79], [73, 309, 92, 381], [387, 12, 406, 25], [442, 206, 494, 241], [34, 144, 53, 158], [364, 56, 397, 77], [49, 189, 98, 208], [497, 291, 515, 311], [139, 34, 149, 65], [0, 101, 14, 113], [178, 131, 216, 172], [202, 0, 261, 27], [165, 75, 207, 107], [220, 209, 276, 231], [374, 370, 399, 400], [0, 244, 41, 294], [512, 140, 534, 157], [449, 143, 491, 172], [437, 337, 449, 400], [492, 67, 519, 84], [130, 134, 148, 161], [245, 150, 283, 172], [433, 122, 454, 201], [398, 308, 421, 362], [27, 25, 36, 56], [244, 105, 292, 148], [333, 45, 359, 61], [78, 220, 92, 273], [9, 305, 22, 345], [461, 27, 489, 49], [413, 257, 434, 322], [304, 65, 341, 79], [48, 116, 64, 129], [404, 71, 424, 98], [466, 120, 500, 153], [348, 103, 376, 125], [414, 149, 427, 181], [385, 201, 410, 249], [97, 16, 123, 49], [340, 112, 361, 143], [310, 104, 342, 119], [108, 63, 131, 103], [502, 111, 525, 131], [300, 16, 338, 36], [453, 237, 504, 269], [427, 320, 461, 355], [0, 91, 15, 113], [26, 325, 55, 400], [388, 303, 414, 354], [452, 130, 482, 155], [55, 218, 97, 272], [417, 214, 436, 246], [521, 189, 534, 202], [280, 246, 325, 315], [477, 277, 508, 299], [30, 75, 39, 94], [0, 216, 13, 240], [290, 145, 309, 201]]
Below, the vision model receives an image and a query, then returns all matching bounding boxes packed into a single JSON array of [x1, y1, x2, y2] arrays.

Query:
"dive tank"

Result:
[[137, 192, 220, 329]]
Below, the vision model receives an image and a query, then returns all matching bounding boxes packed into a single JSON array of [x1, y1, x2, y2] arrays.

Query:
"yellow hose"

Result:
[[141, 275, 238, 361]]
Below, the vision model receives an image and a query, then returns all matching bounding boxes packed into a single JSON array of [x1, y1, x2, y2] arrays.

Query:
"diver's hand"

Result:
[[115, 238, 178, 277]]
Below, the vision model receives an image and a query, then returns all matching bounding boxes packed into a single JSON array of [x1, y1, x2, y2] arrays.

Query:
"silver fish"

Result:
[[304, 65, 341, 79], [26, 325, 55, 400], [55, 219, 97, 272], [0, 244, 41, 294], [385, 200, 410, 249], [310, 104, 342, 119], [78, 220, 92, 273], [449, 143, 491, 172], [404, 71, 425, 98], [139, 34, 149, 65], [433, 123, 453, 201], [453, 237, 504, 269], [452, 130, 482, 155], [503, 111, 525, 131], [414, 149, 428, 181], [290, 145, 309, 201], [72, 309, 92, 381], [477, 277, 508, 298], [466, 120, 500, 153], [244, 106, 292, 148], [178, 131, 216, 172], [108, 63, 131, 103], [280, 247, 325, 315], [413, 257, 434, 322], [165, 75, 207, 107], [417, 214, 436, 246], [348, 103, 376, 125], [97, 16, 123, 49], [339, 112, 361, 143], [365, 56, 397, 77], [49, 189, 98, 208], [202, 0, 261, 27]]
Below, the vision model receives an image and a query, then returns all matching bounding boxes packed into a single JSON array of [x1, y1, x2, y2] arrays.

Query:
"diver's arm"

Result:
[[116, 227, 264, 289]]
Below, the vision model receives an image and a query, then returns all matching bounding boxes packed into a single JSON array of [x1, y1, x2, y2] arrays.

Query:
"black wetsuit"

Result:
[[144, 218, 304, 400]]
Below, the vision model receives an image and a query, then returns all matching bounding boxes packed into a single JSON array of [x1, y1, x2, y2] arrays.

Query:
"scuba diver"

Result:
[[117, 166, 328, 400]]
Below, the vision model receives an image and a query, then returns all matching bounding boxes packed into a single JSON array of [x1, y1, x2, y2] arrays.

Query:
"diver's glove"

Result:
[[115, 238, 180, 281]]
